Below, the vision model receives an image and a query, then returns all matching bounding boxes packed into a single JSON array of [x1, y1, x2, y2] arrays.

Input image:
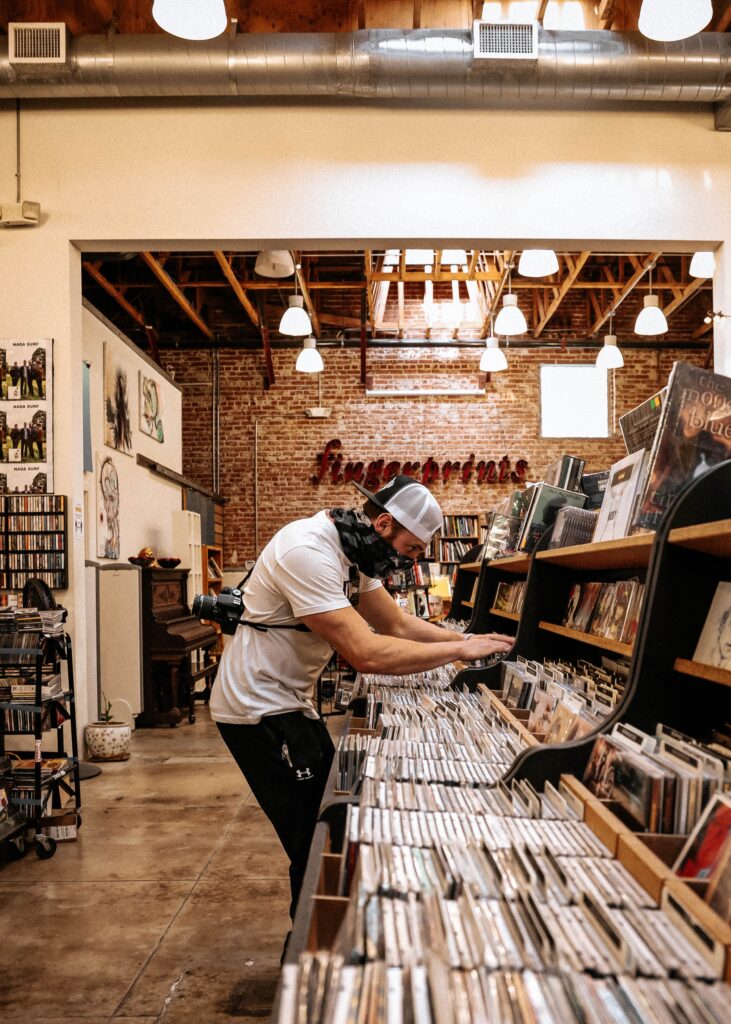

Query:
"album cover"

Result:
[[611, 748, 666, 832], [605, 581, 638, 643], [583, 735, 621, 800], [635, 363, 731, 531], [563, 584, 583, 628], [543, 454, 585, 492], [493, 581, 512, 613], [707, 835, 731, 924], [673, 793, 731, 880], [619, 386, 667, 455], [527, 688, 558, 736], [593, 450, 648, 544], [692, 581, 731, 671], [544, 702, 578, 745], [517, 483, 587, 553], [571, 582, 603, 633], [581, 470, 610, 510]]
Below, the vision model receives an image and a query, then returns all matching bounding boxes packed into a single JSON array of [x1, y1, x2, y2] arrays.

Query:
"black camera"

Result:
[[192, 587, 244, 635]]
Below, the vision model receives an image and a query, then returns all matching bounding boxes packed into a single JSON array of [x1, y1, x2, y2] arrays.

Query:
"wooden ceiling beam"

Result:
[[664, 276, 706, 320], [657, 264, 684, 303], [139, 252, 213, 339], [533, 251, 591, 338], [714, 3, 731, 32], [213, 251, 260, 327], [480, 249, 513, 338], [397, 281, 406, 339], [83, 260, 146, 328], [589, 251, 662, 336], [537, 0, 550, 23], [364, 251, 376, 336], [597, 0, 619, 29], [294, 253, 321, 337], [413, 0, 422, 29]]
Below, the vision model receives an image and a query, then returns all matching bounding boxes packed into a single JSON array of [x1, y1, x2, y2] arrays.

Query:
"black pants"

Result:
[[217, 712, 335, 919]]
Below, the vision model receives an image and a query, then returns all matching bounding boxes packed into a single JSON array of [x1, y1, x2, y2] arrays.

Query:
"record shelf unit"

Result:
[[0, 494, 67, 591], [270, 462, 731, 1008], [0, 629, 80, 860], [436, 512, 480, 584]]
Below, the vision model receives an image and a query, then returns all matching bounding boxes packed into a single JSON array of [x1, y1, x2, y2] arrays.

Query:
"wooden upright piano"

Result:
[[136, 567, 218, 727]]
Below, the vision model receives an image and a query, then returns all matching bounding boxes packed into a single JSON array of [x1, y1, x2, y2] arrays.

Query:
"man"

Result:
[[210, 475, 513, 922]]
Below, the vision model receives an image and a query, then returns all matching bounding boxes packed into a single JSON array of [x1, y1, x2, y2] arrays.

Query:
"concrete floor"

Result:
[[0, 708, 305, 1023]]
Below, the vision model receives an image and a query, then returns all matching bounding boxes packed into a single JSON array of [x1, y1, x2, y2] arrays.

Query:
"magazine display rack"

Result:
[[0, 630, 80, 860]]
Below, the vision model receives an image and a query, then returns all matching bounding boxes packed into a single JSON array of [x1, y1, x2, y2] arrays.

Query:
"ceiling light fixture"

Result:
[[518, 249, 559, 278], [634, 264, 668, 336], [596, 317, 624, 370], [255, 250, 295, 278], [689, 251, 715, 279], [494, 266, 527, 336], [479, 327, 508, 373], [295, 337, 324, 373], [280, 295, 312, 336], [152, 0, 228, 40], [638, 0, 712, 41], [703, 310, 730, 325]]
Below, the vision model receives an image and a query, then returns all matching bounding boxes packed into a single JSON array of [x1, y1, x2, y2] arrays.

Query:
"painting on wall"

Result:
[[0, 338, 53, 493], [104, 343, 133, 456], [139, 373, 164, 443], [97, 453, 120, 559]]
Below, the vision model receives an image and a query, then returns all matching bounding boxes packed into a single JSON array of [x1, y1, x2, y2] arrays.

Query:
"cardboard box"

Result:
[[40, 808, 77, 842]]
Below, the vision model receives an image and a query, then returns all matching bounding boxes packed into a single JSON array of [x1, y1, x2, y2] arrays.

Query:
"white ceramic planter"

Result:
[[85, 721, 131, 761]]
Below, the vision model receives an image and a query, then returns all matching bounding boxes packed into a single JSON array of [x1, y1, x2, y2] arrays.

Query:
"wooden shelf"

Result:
[[535, 533, 654, 570], [463, 599, 475, 608], [460, 562, 482, 573], [674, 658, 731, 689], [486, 554, 531, 574], [668, 518, 731, 559], [538, 620, 633, 657], [490, 607, 520, 621]]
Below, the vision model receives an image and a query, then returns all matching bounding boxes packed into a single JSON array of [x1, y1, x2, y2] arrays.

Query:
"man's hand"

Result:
[[459, 632, 514, 662]]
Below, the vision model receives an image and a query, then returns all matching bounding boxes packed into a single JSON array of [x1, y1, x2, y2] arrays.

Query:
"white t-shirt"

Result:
[[210, 510, 382, 724]]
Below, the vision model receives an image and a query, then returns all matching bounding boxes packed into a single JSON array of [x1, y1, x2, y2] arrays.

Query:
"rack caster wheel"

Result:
[[188, 713, 196, 724], [7, 836, 26, 860], [34, 835, 56, 859]]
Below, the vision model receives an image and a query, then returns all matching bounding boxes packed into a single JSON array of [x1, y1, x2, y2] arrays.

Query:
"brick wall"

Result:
[[168, 340, 710, 566]]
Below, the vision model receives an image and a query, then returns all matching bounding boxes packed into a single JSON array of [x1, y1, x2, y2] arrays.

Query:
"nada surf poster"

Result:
[[0, 339, 53, 493]]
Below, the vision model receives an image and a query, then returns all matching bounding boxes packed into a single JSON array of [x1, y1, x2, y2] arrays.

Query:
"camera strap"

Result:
[[235, 565, 311, 634]]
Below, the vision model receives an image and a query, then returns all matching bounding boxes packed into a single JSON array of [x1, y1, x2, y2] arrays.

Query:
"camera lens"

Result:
[[192, 593, 215, 618]]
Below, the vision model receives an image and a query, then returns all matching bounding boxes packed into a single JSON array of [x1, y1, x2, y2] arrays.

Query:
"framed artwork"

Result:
[[139, 373, 164, 443], [97, 454, 120, 559], [104, 343, 133, 456], [0, 338, 53, 493]]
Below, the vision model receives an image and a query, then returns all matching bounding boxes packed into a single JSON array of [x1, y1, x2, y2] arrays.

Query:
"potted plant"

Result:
[[84, 693, 132, 761]]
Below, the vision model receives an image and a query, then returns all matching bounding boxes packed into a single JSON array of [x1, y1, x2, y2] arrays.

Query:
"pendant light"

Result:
[[494, 265, 527, 336], [689, 251, 715, 279], [255, 250, 295, 278], [638, 0, 712, 41], [634, 265, 668, 336], [518, 249, 559, 278], [479, 321, 508, 373], [280, 295, 312, 336], [596, 317, 624, 370], [295, 337, 324, 373], [152, 0, 228, 40]]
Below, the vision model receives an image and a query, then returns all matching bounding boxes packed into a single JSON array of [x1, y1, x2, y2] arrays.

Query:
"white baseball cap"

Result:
[[353, 475, 443, 543]]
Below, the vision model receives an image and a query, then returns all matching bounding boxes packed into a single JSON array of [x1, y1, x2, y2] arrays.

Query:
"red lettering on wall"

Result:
[[422, 458, 440, 486], [383, 461, 401, 483]]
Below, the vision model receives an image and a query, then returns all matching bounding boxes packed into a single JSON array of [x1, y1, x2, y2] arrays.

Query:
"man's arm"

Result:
[[356, 584, 514, 646], [299, 602, 513, 676]]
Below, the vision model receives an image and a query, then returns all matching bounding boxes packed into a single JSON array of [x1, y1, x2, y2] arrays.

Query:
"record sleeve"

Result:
[[635, 363, 731, 531], [673, 793, 731, 879], [692, 581, 731, 671], [571, 582, 603, 633], [593, 450, 648, 544], [707, 835, 731, 923], [619, 386, 667, 455], [517, 483, 587, 553]]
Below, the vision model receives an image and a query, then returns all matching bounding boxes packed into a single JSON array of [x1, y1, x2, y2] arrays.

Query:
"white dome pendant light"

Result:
[[494, 265, 527, 336], [689, 251, 715, 279], [152, 0, 228, 40], [255, 251, 296, 278], [634, 264, 668, 336], [295, 337, 324, 373], [480, 319, 508, 372], [638, 0, 712, 42], [518, 249, 559, 278], [596, 317, 624, 370]]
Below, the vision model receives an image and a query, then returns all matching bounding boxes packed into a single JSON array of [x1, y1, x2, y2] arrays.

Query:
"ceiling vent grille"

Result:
[[472, 21, 538, 60], [9, 23, 68, 64]]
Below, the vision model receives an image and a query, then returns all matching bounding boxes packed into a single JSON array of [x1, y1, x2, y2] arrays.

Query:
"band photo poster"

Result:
[[0, 338, 53, 493]]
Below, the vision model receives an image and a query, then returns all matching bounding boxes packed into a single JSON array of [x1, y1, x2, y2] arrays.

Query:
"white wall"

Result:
[[0, 98, 728, 734], [82, 304, 183, 561]]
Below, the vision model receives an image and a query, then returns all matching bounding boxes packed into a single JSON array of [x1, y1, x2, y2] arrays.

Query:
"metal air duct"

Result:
[[0, 29, 729, 128]]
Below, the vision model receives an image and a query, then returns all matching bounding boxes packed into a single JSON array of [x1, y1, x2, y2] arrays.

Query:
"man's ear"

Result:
[[372, 512, 393, 536]]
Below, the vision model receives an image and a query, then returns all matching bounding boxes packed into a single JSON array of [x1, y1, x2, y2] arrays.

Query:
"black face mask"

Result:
[[330, 508, 415, 579]]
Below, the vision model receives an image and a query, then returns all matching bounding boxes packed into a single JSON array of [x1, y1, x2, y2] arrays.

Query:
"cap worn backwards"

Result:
[[353, 474, 443, 544]]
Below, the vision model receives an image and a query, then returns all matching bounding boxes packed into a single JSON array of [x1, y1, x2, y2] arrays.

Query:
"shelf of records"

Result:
[[274, 695, 731, 1024], [481, 361, 731, 568], [0, 493, 67, 591]]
